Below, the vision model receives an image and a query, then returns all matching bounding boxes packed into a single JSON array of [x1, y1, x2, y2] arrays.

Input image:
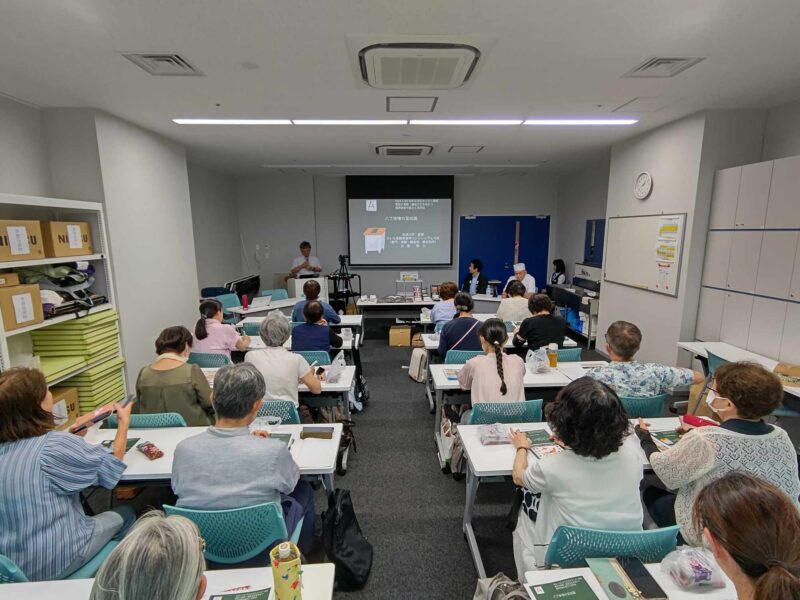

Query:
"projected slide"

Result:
[[347, 197, 453, 266]]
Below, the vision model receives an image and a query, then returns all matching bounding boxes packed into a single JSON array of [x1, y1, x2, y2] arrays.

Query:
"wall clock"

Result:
[[634, 171, 653, 200]]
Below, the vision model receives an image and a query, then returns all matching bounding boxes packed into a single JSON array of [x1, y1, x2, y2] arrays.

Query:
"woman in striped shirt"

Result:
[[0, 368, 136, 580]]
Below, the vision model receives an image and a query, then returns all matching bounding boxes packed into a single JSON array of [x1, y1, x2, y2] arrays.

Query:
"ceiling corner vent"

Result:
[[374, 144, 435, 157], [623, 57, 704, 78], [359, 43, 480, 89], [121, 53, 204, 76]]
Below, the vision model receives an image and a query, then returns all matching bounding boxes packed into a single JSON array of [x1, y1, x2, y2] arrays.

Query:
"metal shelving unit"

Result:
[[0, 193, 125, 393]]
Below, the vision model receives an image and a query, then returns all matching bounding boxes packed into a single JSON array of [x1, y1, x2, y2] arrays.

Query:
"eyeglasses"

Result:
[[704, 383, 720, 394], [198, 537, 207, 552]]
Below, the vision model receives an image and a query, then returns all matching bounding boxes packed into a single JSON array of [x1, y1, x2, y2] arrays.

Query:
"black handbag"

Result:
[[321, 489, 373, 589]]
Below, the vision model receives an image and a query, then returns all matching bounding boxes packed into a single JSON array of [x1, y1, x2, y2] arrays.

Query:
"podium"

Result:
[[290, 277, 329, 300]]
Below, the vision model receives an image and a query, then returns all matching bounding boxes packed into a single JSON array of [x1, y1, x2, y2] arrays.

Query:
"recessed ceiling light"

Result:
[[172, 119, 291, 125], [523, 119, 638, 125], [292, 120, 408, 125], [410, 119, 523, 125]]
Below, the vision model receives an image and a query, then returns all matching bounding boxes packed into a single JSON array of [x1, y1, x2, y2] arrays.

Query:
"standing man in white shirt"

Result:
[[289, 241, 322, 278], [503, 262, 536, 298]]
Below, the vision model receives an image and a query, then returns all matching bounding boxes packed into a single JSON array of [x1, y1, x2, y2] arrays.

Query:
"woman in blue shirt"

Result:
[[0, 368, 136, 580], [291, 300, 343, 356]]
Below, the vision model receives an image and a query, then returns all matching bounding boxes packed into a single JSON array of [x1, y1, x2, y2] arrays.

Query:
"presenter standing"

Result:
[[289, 241, 323, 278], [502, 263, 535, 298]]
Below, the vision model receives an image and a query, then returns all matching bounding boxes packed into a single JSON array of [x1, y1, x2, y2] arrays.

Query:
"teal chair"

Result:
[[241, 322, 262, 336], [164, 502, 301, 564], [293, 350, 331, 366], [445, 350, 484, 364], [0, 541, 119, 582], [214, 293, 242, 324], [619, 394, 667, 418], [468, 399, 543, 424], [706, 351, 729, 376], [188, 352, 232, 368], [262, 289, 289, 301], [556, 347, 582, 362], [107, 412, 187, 429], [504, 321, 515, 333], [544, 525, 681, 569], [257, 400, 301, 424], [434, 321, 449, 333]]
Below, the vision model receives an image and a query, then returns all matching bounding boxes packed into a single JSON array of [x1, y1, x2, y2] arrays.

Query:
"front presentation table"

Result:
[[459, 418, 676, 578], [1, 564, 336, 600], [356, 298, 435, 340], [238, 314, 364, 330], [85, 423, 343, 492]]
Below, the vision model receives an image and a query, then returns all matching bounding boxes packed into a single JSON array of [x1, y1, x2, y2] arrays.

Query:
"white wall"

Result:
[[235, 173, 560, 297], [762, 98, 800, 161], [187, 163, 242, 289], [93, 113, 200, 383], [0, 95, 51, 196], [42, 108, 104, 203], [554, 154, 610, 280]]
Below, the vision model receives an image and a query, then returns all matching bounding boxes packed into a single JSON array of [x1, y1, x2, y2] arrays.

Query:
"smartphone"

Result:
[[69, 395, 136, 435]]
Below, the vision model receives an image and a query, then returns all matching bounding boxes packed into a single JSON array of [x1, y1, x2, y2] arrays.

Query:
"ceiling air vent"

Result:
[[375, 144, 435, 157], [359, 43, 480, 89], [623, 57, 704, 78], [121, 53, 204, 76]]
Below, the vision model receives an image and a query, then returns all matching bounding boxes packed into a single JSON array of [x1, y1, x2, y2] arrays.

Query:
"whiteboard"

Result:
[[603, 213, 686, 297]]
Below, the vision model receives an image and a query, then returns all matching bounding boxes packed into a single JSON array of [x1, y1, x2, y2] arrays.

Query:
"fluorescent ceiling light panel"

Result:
[[172, 118, 291, 125], [523, 119, 638, 125], [292, 119, 407, 125], [410, 119, 522, 125]]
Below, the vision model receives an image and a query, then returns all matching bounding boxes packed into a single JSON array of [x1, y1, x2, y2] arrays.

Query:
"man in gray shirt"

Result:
[[171, 363, 315, 554]]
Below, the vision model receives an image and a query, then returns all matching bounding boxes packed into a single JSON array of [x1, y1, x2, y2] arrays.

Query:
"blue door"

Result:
[[458, 215, 551, 292]]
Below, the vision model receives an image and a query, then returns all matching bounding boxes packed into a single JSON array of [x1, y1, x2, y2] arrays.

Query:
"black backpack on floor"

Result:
[[321, 488, 373, 590]]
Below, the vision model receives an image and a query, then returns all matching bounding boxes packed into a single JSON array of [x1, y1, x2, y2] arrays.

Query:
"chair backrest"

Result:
[[163, 502, 288, 564], [445, 350, 484, 364], [201, 287, 229, 298], [242, 322, 262, 337], [619, 394, 668, 419], [434, 320, 449, 333], [0, 554, 28, 584], [468, 399, 543, 424], [257, 400, 300, 424], [293, 350, 331, 366], [107, 412, 187, 429], [544, 525, 681, 569], [262, 288, 289, 300], [188, 352, 232, 368], [214, 293, 241, 311], [706, 351, 729, 376], [556, 347, 582, 362]]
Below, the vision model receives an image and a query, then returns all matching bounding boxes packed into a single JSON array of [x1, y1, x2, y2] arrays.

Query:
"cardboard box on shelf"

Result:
[[0, 284, 44, 331], [41, 221, 93, 257], [0, 220, 44, 262], [50, 386, 80, 431], [389, 325, 411, 347], [0, 272, 20, 288]]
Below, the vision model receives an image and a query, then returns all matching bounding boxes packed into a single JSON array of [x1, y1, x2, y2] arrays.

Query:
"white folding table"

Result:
[[228, 298, 296, 318], [238, 313, 364, 330]]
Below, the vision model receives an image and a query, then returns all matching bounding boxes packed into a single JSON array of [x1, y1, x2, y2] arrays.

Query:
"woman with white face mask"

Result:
[[634, 361, 800, 546]]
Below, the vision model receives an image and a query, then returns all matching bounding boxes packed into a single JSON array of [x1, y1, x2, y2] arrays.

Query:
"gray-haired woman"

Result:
[[90, 511, 206, 600], [244, 312, 321, 406]]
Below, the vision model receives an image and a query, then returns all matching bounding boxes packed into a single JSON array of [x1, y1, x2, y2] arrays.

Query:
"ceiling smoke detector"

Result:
[[121, 52, 204, 76], [622, 57, 704, 78], [359, 43, 480, 89]]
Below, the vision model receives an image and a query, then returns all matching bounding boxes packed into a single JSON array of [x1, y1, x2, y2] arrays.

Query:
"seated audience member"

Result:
[[502, 263, 535, 299], [291, 300, 343, 355], [171, 364, 315, 554], [458, 318, 526, 422], [635, 361, 800, 546], [510, 377, 643, 574], [692, 473, 800, 600], [586, 320, 703, 397], [0, 368, 136, 581], [291, 280, 341, 324], [496, 281, 532, 323], [513, 294, 566, 350], [90, 511, 207, 600], [550, 259, 567, 285], [461, 258, 489, 295], [431, 281, 458, 324], [136, 326, 214, 426], [438, 292, 482, 356], [245, 312, 321, 406], [193, 298, 250, 357]]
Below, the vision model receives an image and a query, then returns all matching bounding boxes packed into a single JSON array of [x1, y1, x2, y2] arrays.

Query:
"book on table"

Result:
[[525, 429, 563, 458], [267, 433, 293, 447], [209, 588, 271, 600], [651, 429, 683, 451], [443, 368, 460, 380], [524, 575, 599, 600]]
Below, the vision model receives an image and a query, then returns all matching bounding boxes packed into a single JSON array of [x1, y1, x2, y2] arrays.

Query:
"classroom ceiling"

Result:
[[1, 0, 800, 175]]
